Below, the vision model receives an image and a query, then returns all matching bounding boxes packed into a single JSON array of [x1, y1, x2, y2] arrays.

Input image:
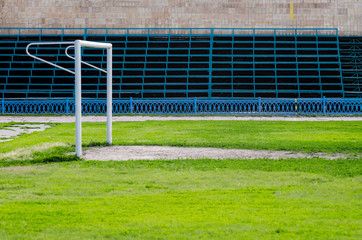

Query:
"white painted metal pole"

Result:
[[106, 47, 113, 144], [27, 40, 112, 157], [75, 40, 82, 157]]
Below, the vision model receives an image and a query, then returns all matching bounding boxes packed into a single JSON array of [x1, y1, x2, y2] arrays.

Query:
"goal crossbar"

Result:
[[26, 40, 113, 157]]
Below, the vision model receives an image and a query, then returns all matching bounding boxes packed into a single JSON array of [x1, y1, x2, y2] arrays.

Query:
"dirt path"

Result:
[[1, 116, 361, 123], [83, 145, 351, 161]]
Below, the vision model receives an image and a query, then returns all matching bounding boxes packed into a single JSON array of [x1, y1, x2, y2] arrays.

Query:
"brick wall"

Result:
[[0, 0, 361, 35]]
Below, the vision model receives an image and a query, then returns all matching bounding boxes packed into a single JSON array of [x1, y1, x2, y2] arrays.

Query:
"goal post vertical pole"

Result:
[[75, 40, 82, 158], [107, 47, 112, 144]]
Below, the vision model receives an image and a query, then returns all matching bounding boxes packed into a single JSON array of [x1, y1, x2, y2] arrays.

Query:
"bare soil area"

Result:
[[83, 145, 350, 161]]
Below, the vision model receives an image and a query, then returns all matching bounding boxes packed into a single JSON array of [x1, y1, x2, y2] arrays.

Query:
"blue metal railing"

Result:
[[1, 98, 361, 115]]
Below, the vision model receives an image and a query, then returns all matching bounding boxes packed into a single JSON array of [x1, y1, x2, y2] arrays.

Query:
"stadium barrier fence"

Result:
[[1, 97, 361, 115]]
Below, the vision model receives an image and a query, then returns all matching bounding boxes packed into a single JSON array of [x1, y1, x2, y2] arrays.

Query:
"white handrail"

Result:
[[26, 42, 75, 75], [65, 45, 107, 74], [26, 40, 113, 158], [26, 41, 108, 75], [77, 40, 112, 49]]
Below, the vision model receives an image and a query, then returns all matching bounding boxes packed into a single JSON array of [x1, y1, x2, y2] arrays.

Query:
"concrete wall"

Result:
[[0, 0, 361, 35]]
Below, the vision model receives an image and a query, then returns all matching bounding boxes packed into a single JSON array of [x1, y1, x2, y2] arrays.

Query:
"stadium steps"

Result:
[[339, 36, 362, 98], [0, 28, 346, 99]]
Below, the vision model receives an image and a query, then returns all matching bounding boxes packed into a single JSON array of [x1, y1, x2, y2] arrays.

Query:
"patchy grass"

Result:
[[0, 143, 77, 167], [0, 122, 16, 129], [0, 123, 53, 144], [0, 142, 69, 160], [1, 121, 361, 157], [0, 120, 361, 167], [81, 157, 362, 178], [0, 159, 361, 239]]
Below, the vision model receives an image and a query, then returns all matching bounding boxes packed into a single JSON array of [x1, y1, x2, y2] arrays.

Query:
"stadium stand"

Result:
[[0, 28, 359, 99]]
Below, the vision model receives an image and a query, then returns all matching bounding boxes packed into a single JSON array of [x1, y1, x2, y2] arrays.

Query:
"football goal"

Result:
[[26, 40, 113, 157]]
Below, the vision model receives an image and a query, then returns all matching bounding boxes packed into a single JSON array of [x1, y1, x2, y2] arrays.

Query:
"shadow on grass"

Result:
[[85, 141, 112, 148], [0, 145, 80, 168], [0, 155, 79, 167], [82, 158, 362, 178], [0, 142, 112, 168]]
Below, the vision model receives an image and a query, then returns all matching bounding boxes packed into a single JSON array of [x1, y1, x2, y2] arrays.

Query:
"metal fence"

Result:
[[1, 97, 361, 115]]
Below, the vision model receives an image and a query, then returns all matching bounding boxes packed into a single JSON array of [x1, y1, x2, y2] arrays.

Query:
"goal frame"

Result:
[[26, 40, 113, 157]]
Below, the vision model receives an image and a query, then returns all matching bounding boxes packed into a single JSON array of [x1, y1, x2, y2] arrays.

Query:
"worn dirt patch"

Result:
[[0, 124, 50, 142], [82, 145, 351, 161]]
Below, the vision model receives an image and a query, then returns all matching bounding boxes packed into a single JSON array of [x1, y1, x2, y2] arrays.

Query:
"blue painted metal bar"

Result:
[[208, 29, 213, 98], [66, 97, 69, 114], [1, 98, 4, 114]]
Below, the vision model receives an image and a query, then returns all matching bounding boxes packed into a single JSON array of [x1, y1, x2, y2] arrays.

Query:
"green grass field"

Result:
[[1, 121, 361, 162], [0, 120, 361, 239]]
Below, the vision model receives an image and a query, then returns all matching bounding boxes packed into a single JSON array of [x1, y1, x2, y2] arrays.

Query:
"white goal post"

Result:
[[26, 40, 113, 157]]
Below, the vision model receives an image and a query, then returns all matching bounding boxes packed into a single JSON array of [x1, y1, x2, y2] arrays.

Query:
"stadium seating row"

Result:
[[0, 28, 359, 98]]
